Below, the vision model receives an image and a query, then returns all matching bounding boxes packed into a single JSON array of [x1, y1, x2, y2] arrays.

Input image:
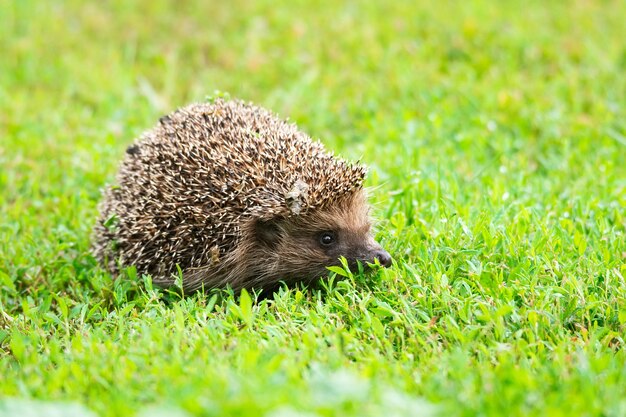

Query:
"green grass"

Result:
[[1, 0, 625, 416]]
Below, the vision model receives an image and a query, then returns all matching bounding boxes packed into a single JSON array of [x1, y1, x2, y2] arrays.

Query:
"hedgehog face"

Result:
[[253, 189, 391, 285]]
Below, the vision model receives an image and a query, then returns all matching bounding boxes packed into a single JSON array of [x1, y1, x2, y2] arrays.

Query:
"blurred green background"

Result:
[[1, 1, 625, 416]]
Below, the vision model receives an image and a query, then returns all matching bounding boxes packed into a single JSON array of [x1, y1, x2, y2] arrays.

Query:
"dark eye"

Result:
[[319, 231, 336, 247]]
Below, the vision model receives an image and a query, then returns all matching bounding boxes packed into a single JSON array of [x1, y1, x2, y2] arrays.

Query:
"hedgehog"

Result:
[[92, 98, 391, 293]]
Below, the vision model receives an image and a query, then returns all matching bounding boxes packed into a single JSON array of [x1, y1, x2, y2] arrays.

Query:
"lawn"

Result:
[[1, 1, 625, 416]]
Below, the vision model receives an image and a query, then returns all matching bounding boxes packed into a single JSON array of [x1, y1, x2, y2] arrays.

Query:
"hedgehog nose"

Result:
[[374, 249, 392, 268]]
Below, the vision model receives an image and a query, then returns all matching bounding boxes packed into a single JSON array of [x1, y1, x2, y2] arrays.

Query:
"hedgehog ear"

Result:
[[254, 218, 282, 248]]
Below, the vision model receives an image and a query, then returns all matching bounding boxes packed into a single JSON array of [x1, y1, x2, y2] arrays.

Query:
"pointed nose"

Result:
[[374, 249, 392, 268]]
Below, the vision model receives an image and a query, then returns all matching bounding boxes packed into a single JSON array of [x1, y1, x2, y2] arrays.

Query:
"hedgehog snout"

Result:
[[351, 239, 392, 269], [363, 244, 392, 268], [372, 248, 392, 268]]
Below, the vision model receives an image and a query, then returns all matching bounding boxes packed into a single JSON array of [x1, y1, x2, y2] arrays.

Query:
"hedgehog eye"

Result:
[[319, 231, 336, 247]]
